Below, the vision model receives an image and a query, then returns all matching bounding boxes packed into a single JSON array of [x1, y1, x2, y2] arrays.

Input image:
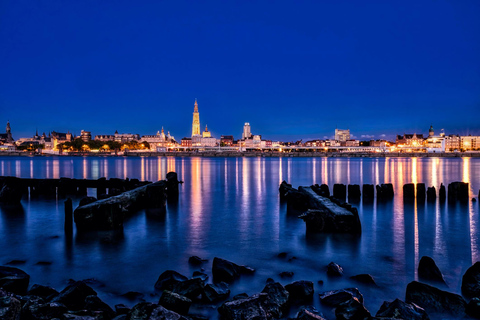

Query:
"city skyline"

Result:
[[1, 1, 479, 140]]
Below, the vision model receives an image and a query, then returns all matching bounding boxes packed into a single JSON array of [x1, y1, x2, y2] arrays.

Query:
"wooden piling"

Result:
[[64, 198, 73, 234]]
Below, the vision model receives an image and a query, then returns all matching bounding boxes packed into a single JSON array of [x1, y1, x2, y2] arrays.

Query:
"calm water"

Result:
[[1, 156, 479, 318]]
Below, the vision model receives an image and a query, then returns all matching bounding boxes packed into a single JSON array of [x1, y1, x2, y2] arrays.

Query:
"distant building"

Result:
[[242, 123, 252, 140], [80, 130, 92, 142], [220, 135, 234, 146], [141, 128, 177, 150], [461, 136, 480, 151], [95, 134, 115, 142], [51, 131, 73, 150], [424, 126, 445, 152], [95, 131, 139, 143], [345, 139, 360, 147], [202, 125, 211, 138], [445, 135, 461, 152], [369, 140, 388, 147], [304, 140, 325, 147], [0, 121, 14, 144], [201, 137, 217, 147], [181, 137, 192, 147], [192, 99, 200, 137], [335, 129, 350, 142], [396, 133, 424, 147]]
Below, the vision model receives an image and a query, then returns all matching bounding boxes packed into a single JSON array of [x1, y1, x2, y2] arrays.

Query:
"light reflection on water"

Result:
[[0, 156, 479, 319]]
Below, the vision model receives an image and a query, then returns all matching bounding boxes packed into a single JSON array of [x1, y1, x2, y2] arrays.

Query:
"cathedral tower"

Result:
[[192, 99, 200, 137]]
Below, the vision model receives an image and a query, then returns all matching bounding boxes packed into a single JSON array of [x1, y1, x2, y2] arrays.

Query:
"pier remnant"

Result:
[[166, 172, 180, 200], [333, 184, 346, 201], [0, 177, 24, 204], [403, 184, 415, 199], [427, 187, 436, 202], [362, 184, 374, 200], [348, 185, 361, 202], [448, 182, 469, 202], [64, 198, 73, 234], [376, 184, 394, 200], [439, 183, 446, 202], [416, 183, 426, 202]]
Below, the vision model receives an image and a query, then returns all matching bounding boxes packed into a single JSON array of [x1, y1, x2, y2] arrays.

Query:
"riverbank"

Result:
[[1, 151, 480, 158]]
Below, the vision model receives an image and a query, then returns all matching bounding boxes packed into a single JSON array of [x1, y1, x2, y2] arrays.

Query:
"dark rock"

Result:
[[0, 177, 23, 204], [362, 184, 374, 200], [79, 196, 98, 207], [439, 183, 446, 201], [350, 274, 376, 285], [266, 278, 275, 284], [418, 256, 446, 285], [285, 280, 314, 302], [261, 281, 289, 318], [333, 184, 347, 201], [218, 293, 269, 320], [150, 305, 184, 320], [299, 207, 361, 234], [0, 266, 30, 295], [188, 256, 207, 266], [326, 261, 343, 277], [154, 270, 188, 291], [159, 290, 192, 315], [462, 261, 480, 298], [448, 181, 469, 202], [279, 181, 293, 200], [120, 291, 145, 301], [317, 280, 324, 285], [5, 260, 26, 266], [125, 302, 156, 320], [115, 304, 130, 315], [279, 271, 294, 278], [348, 185, 361, 201], [426, 186, 436, 202], [35, 261, 52, 266], [85, 295, 115, 318], [192, 271, 208, 282], [335, 297, 371, 320], [403, 183, 415, 199], [473, 198, 477, 202], [0, 290, 21, 320], [416, 183, 426, 200], [405, 281, 466, 317], [22, 296, 68, 320], [376, 298, 430, 320], [285, 187, 310, 215], [212, 257, 254, 283], [172, 277, 205, 299], [319, 288, 363, 306], [202, 282, 230, 303], [467, 297, 480, 319], [27, 284, 59, 300], [51, 280, 97, 310], [277, 252, 288, 259], [232, 293, 249, 300], [296, 306, 327, 320], [113, 315, 127, 320]]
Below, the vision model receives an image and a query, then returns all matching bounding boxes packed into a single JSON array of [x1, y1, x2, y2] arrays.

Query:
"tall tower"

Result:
[[242, 122, 252, 140], [192, 99, 200, 137], [6, 121, 13, 143]]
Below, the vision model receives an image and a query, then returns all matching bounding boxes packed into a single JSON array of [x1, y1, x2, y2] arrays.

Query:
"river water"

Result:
[[0, 156, 479, 318]]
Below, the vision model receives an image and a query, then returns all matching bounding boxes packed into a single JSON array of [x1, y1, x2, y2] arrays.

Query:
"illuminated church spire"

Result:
[[192, 99, 200, 137]]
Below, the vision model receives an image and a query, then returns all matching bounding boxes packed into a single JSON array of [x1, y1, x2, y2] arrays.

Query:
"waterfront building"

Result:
[[141, 128, 177, 150], [202, 125, 211, 138], [201, 137, 217, 147], [335, 128, 350, 142], [460, 136, 480, 151], [16, 131, 54, 150], [369, 140, 388, 147], [181, 137, 192, 147], [445, 135, 461, 152], [345, 139, 360, 147], [305, 140, 325, 147], [0, 121, 14, 144], [424, 126, 445, 152], [220, 135, 234, 146], [114, 131, 140, 143], [51, 131, 73, 150], [242, 123, 252, 140], [192, 99, 200, 137], [395, 133, 424, 147], [95, 134, 115, 142], [80, 130, 92, 142]]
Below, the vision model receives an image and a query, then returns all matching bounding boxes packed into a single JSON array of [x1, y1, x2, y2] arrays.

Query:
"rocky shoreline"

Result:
[[1, 256, 479, 320]]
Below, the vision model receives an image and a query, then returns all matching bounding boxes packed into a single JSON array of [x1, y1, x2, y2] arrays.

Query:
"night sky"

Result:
[[1, 0, 479, 142]]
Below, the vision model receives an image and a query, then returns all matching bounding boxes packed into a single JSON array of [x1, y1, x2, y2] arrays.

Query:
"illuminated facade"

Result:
[[0, 121, 14, 144], [242, 123, 252, 140], [335, 129, 350, 142], [141, 128, 177, 150], [461, 136, 480, 151], [202, 125, 211, 138], [445, 135, 461, 152], [192, 99, 200, 137], [396, 133, 424, 147]]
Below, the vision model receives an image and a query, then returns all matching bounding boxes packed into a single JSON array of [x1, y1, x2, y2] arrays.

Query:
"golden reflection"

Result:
[[374, 159, 379, 186], [384, 158, 389, 184], [256, 158, 262, 195], [190, 157, 202, 245], [463, 157, 470, 185], [167, 157, 176, 174], [431, 158, 439, 189], [347, 158, 351, 185], [225, 158, 228, 193], [322, 158, 328, 186], [158, 157, 162, 181], [236, 158, 239, 193], [141, 157, 145, 182], [123, 158, 127, 179], [241, 158, 249, 240], [1, 161, 4, 176], [411, 158, 419, 279], [279, 157, 283, 184], [53, 159, 60, 179], [81, 158, 86, 179], [359, 159, 363, 186]]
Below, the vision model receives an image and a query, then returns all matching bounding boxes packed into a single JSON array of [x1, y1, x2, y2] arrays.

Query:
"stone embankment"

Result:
[[1, 256, 479, 319]]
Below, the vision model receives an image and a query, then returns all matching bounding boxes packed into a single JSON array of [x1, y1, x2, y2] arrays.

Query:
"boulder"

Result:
[[202, 282, 230, 303], [125, 302, 157, 320], [448, 181, 469, 202], [403, 183, 415, 199], [0, 266, 30, 295], [296, 306, 327, 320], [192, 271, 208, 282], [154, 270, 188, 291], [362, 184, 374, 200], [350, 274, 376, 285], [115, 304, 130, 315], [348, 185, 361, 201], [261, 282, 289, 318], [159, 290, 192, 315], [279, 271, 294, 278], [279, 181, 293, 200], [311, 184, 330, 198], [0, 290, 21, 320], [467, 297, 480, 319], [326, 261, 343, 277], [462, 262, 480, 298], [405, 281, 466, 317], [418, 256, 446, 285], [120, 291, 145, 301], [218, 293, 269, 320], [149, 304, 183, 320], [79, 197, 98, 207], [319, 288, 363, 306], [51, 280, 97, 310], [285, 280, 314, 302], [22, 296, 68, 320], [188, 256, 207, 266], [439, 183, 446, 201], [84, 295, 115, 318], [376, 298, 429, 320], [27, 284, 59, 300], [232, 293, 249, 300], [335, 297, 371, 320], [333, 184, 347, 201], [212, 257, 254, 283], [172, 278, 205, 299], [426, 187, 436, 202]]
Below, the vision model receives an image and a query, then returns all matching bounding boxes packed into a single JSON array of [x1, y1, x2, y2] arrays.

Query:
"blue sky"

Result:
[[1, 0, 479, 141]]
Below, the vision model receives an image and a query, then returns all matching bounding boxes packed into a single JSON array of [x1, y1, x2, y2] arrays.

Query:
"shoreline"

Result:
[[1, 151, 480, 158]]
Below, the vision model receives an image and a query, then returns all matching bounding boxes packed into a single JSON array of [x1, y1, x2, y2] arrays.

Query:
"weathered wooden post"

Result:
[[427, 186, 436, 202], [439, 183, 446, 202], [416, 183, 426, 202], [65, 198, 73, 234]]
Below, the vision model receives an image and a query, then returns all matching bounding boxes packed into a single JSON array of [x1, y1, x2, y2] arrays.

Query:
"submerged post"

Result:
[[64, 198, 73, 234]]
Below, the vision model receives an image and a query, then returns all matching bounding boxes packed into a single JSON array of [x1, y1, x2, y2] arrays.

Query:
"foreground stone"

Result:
[[448, 181, 469, 202], [467, 297, 480, 319], [0, 177, 24, 204], [212, 257, 255, 283], [51, 280, 97, 310], [0, 289, 21, 320], [418, 256, 446, 285], [0, 266, 30, 295], [125, 302, 183, 320], [154, 270, 188, 291], [296, 306, 327, 320], [319, 288, 363, 306], [462, 261, 480, 298], [159, 290, 192, 315], [326, 262, 343, 277], [376, 298, 430, 320], [350, 274, 376, 285], [202, 282, 230, 303], [218, 293, 270, 320], [261, 282, 289, 318], [405, 281, 466, 317], [335, 297, 371, 320], [285, 280, 314, 302]]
